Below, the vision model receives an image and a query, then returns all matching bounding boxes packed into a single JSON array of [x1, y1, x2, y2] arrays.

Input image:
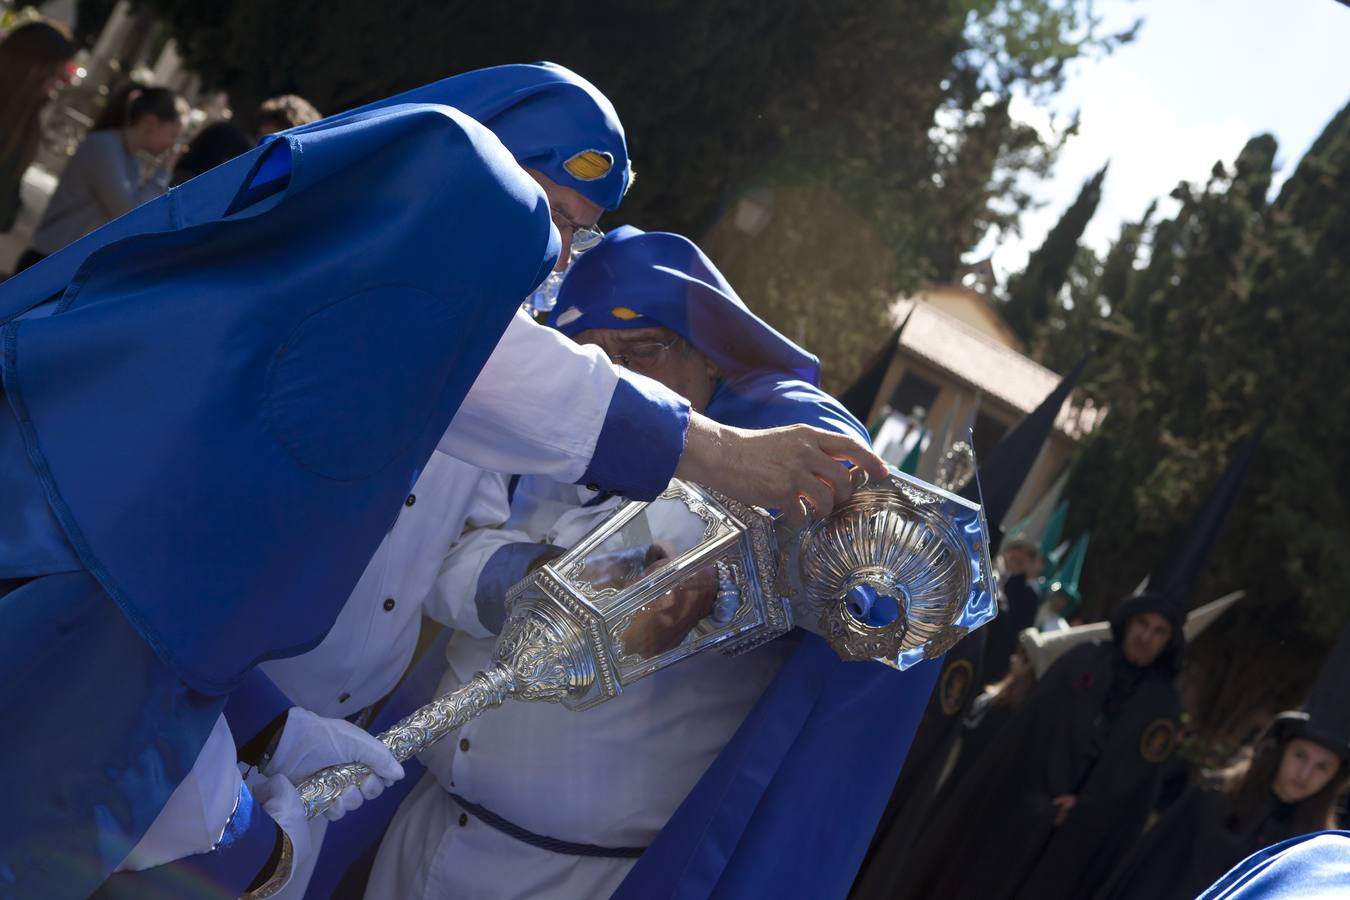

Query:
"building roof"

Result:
[[892, 299, 1104, 440]]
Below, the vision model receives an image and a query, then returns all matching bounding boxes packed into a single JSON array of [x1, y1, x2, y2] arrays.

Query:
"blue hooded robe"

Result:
[[549, 227, 942, 899], [0, 65, 653, 897], [1199, 832, 1350, 900]]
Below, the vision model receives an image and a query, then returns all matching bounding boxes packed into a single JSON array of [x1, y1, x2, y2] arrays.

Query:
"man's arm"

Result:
[[441, 313, 885, 520], [422, 469, 561, 636]]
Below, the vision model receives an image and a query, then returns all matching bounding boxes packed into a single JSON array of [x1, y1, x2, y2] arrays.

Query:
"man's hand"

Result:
[[265, 707, 405, 822], [676, 415, 888, 524], [1050, 793, 1077, 827]]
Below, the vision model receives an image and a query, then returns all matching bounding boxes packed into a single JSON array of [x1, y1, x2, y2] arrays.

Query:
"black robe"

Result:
[[982, 573, 1040, 685], [944, 684, 1020, 791], [851, 627, 987, 898], [1097, 782, 1300, 900], [898, 639, 1181, 900]]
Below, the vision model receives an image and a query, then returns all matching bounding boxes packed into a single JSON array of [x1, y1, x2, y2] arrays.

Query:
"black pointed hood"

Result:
[[839, 320, 906, 424], [1110, 428, 1263, 672], [959, 355, 1087, 557], [1272, 623, 1350, 761]]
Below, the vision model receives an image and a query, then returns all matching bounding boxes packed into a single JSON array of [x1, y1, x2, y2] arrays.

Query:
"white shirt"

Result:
[[264, 309, 656, 716], [367, 475, 789, 900], [129, 311, 688, 889], [261, 451, 506, 717]]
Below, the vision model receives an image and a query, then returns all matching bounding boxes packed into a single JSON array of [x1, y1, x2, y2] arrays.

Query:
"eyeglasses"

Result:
[[550, 206, 604, 253], [606, 335, 683, 371]]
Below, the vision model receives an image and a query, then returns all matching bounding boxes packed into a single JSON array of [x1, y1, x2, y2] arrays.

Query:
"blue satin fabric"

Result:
[[613, 375, 938, 899], [0, 572, 224, 897], [576, 370, 692, 500], [534, 222, 953, 896], [543, 228, 933, 899], [94, 782, 279, 900], [0, 376, 224, 897], [1, 103, 558, 696], [551, 226, 822, 384], [1200, 832, 1350, 899], [292, 62, 630, 210]]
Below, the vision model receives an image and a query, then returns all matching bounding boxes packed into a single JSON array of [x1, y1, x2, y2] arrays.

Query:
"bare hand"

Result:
[[676, 415, 888, 524], [1050, 794, 1077, 827]]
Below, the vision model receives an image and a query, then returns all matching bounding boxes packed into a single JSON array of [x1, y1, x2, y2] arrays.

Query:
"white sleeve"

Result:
[[116, 715, 242, 871], [437, 310, 616, 481], [423, 472, 536, 637]]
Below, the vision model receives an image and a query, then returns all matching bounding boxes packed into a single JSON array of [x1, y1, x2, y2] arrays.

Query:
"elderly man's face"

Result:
[[573, 325, 718, 412], [1122, 610, 1173, 668]]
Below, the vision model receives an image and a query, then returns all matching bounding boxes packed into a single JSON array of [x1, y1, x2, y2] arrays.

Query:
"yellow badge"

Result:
[[610, 306, 642, 321], [939, 659, 975, 717], [563, 149, 613, 181], [1140, 718, 1177, 763]]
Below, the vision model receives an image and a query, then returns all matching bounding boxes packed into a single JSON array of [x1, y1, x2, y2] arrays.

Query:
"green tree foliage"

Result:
[[1060, 105, 1350, 748], [130, 0, 1128, 391], [1034, 200, 1153, 378], [1000, 161, 1106, 344]]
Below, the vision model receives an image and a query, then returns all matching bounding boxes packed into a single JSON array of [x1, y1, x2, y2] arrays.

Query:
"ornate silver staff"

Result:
[[296, 467, 996, 818]]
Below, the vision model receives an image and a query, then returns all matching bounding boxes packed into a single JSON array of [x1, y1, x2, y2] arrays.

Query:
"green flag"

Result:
[[899, 428, 925, 475], [1045, 532, 1089, 613], [1040, 499, 1069, 564]]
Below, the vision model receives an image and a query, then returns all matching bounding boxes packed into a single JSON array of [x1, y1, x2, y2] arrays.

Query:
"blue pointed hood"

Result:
[[548, 225, 821, 383]]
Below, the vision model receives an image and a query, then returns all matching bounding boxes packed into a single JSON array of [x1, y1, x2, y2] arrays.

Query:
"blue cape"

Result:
[[613, 373, 941, 900], [544, 229, 937, 899], [550, 225, 821, 383], [3, 103, 557, 696], [1199, 832, 1350, 899], [0, 101, 556, 896], [302, 61, 630, 210]]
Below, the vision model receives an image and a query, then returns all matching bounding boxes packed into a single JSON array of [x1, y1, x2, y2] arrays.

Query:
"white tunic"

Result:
[[366, 476, 789, 900], [263, 309, 635, 716], [260, 451, 507, 718], [123, 311, 688, 892]]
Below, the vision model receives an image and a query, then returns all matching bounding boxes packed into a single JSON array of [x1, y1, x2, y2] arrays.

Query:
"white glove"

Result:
[[264, 707, 404, 822]]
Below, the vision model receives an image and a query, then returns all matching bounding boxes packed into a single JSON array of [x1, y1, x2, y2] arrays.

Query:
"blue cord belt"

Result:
[[448, 792, 646, 859]]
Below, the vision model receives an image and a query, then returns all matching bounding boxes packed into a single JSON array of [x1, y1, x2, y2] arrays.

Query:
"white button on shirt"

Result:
[[124, 310, 689, 891], [260, 451, 508, 717], [262, 310, 629, 717]]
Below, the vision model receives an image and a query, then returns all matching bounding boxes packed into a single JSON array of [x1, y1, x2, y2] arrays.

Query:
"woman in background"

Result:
[[1099, 716, 1348, 899], [16, 84, 185, 271], [0, 19, 76, 240]]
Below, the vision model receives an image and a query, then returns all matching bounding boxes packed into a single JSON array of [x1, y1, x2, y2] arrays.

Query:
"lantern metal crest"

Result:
[[297, 467, 996, 818]]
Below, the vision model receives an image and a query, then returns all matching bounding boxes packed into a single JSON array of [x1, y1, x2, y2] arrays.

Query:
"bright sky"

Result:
[[985, 0, 1350, 279]]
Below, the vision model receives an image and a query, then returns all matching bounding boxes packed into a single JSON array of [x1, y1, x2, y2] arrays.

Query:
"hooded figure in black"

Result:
[[1098, 621, 1350, 900], [852, 359, 1086, 900], [894, 590, 1184, 900], [897, 428, 1261, 900]]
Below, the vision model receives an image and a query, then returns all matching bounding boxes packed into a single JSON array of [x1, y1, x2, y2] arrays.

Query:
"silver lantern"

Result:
[[296, 467, 996, 818]]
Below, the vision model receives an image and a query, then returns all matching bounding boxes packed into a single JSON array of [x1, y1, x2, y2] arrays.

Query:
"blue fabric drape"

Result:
[[615, 364, 939, 899], [550, 226, 821, 384], [2, 103, 557, 696], [545, 231, 940, 900], [1199, 831, 1350, 900], [0, 100, 559, 896]]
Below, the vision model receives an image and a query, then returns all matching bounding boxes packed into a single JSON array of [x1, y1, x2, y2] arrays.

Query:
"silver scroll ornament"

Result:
[[296, 466, 996, 818]]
